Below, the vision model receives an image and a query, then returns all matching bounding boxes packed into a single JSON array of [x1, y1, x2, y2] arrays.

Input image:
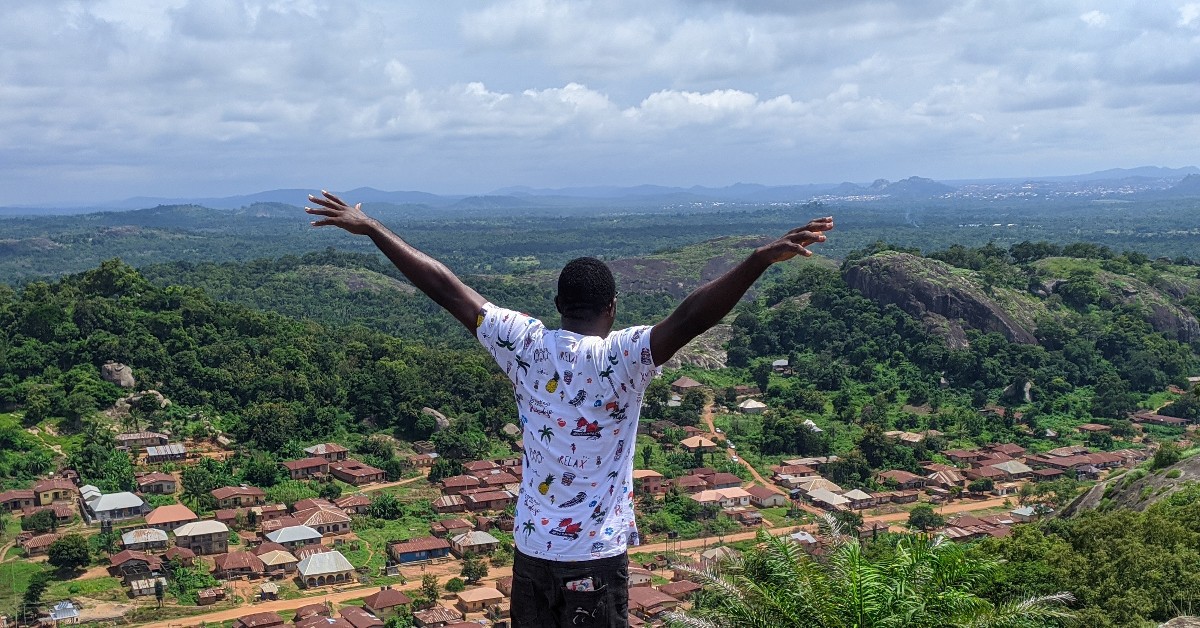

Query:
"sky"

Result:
[[3, 0, 1200, 205]]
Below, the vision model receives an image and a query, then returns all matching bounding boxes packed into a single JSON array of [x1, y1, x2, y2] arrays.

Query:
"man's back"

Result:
[[477, 303, 658, 561]]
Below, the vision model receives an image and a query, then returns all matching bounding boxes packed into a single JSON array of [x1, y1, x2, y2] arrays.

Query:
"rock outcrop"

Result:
[[842, 252, 1039, 348], [421, 407, 451, 432], [101, 361, 137, 389]]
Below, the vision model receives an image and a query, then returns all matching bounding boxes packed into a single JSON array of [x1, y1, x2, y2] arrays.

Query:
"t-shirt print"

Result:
[[476, 303, 659, 561]]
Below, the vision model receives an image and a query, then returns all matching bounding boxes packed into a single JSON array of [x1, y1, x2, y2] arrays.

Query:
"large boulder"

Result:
[[421, 407, 451, 432], [842, 252, 1039, 348], [101, 361, 136, 389]]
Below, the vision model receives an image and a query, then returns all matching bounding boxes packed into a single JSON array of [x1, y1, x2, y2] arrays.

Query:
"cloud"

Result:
[[4, 0, 1200, 204]]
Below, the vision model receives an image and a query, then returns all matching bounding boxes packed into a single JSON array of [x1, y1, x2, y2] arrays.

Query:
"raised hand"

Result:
[[305, 190, 378, 235], [755, 216, 834, 264]]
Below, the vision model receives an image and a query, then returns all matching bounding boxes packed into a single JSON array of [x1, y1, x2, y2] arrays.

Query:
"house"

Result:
[[294, 498, 336, 512], [1030, 468, 1065, 482], [628, 586, 681, 619], [926, 470, 966, 489], [330, 459, 387, 485], [737, 399, 768, 414], [478, 471, 519, 488], [704, 472, 743, 490], [441, 475, 482, 495], [282, 457, 329, 480], [632, 469, 666, 496], [295, 602, 332, 620], [450, 530, 500, 557], [174, 520, 230, 555], [292, 507, 353, 536], [48, 600, 81, 623], [389, 536, 452, 564], [135, 472, 177, 494], [122, 528, 169, 552], [876, 470, 927, 490], [257, 549, 299, 576], [340, 607, 385, 628], [33, 479, 79, 506], [629, 564, 654, 587], [409, 453, 438, 468], [433, 495, 467, 513], [109, 549, 163, 582], [164, 546, 196, 566], [335, 495, 371, 515], [463, 490, 515, 512], [0, 489, 35, 512], [19, 533, 59, 556], [988, 443, 1027, 457], [213, 550, 264, 579], [964, 466, 1006, 482], [672, 474, 708, 493], [726, 506, 763, 526], [772, 358, 791, 374], [145, 443, 187, 463], [265, 525, 323, 549], [680, 436, 718, 453], [690, 487, 752, 509], [211, 486, 267, 509], [791, 477, 844, 496], [943, 449, 986, 464], [364, 586, 414, 617], [129, 576, 168, 597], [115, 431, 169, 451], [1010, 506, 1050, 523], [670, 376, 704, 394], [412, 441, 437, 455], [297, 550, 355, 587], [745, 485, 788, 508], [82, 489, 148, 523], [842, 489, 876, 510], [989, 460, 1034, 479], [455, 587, 503, 613], [788, 530, 819, 548], [431, 518, 475, 538], [412, 605, 464, 628], [657, 580, 702, 601], [807, 488, 851, 510], [1077, 423, 1112, 434], [233, 611, 286, 628], [463, 460, 499, 474], [305, 442, 350, 461]]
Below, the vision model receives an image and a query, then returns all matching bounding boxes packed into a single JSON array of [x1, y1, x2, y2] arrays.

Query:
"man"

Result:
[[305, 190, 832, 627]]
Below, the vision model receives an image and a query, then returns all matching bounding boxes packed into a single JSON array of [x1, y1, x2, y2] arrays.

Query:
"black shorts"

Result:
[[510, 549, 629, 627]]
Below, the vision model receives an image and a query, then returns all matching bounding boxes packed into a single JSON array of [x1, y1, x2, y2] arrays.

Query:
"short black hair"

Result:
[[557, 257, 616, 318]]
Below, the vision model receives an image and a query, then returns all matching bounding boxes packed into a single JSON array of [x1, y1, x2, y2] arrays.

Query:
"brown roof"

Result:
[[673, 475, 707, 487], [657, 580, 702, 597], [389, 536, 451, 554], [330, 460, 385, 477], [0, 489, 34, 502], [745, 485, 784, 500], [671, 376, 703, 388], [877, 470, 923, 483], [109, 549, 162, 570], [295, 602, 332, 619], [296, 619, 353, 628], [706, 472, 742, 486], [463, 460, 499, 472], [164, 546, 195, 561], [253, 542, 290, 556], [295, 507, 352, 526], [412, 606, 463, 625], [340, 606, 385, 628], [305, 443, 349, 455], [441, 475, 481, 488], [628, 586, 680, 611], [363, 586, 413, 610], [335, 495, 371, 508], [283, 457, 329, 471], [234, 611, 286, 628], [21, 533, 60, 551], [135, 472, 175, 485], [32, 479, 77, 493], [211, 486, 266, 500], [214, 551, 264, 573]]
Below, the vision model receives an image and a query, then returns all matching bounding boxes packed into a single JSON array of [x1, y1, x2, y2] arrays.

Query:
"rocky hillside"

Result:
[[1062, 452, 1200, 516], [841, 251, 1200, 349], [842, 251, 1039, 348]]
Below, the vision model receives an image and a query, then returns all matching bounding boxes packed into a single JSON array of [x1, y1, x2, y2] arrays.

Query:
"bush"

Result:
[[1166, 469, 1182, 479], [445, 577, 465, 593]]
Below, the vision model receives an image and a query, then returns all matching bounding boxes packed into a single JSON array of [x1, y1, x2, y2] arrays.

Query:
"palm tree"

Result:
[[666, 515, 1076, 628]]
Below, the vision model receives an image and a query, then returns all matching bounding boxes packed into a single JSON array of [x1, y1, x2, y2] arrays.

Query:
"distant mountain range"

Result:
[[4, 166, 1199, 216]]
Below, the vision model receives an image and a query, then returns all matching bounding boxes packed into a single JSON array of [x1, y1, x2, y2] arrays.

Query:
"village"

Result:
[[1, 372, 1193, 628]]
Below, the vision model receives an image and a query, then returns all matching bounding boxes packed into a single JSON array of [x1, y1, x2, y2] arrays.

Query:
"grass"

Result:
[[46, 575, 124, 601], [347, 516, 434, 573], [0, 561, 46, 612]]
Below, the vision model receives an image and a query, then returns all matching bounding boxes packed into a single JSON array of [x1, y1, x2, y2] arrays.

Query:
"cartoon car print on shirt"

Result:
[[570, 418, 603, 439], [550, 518, 583, 540]]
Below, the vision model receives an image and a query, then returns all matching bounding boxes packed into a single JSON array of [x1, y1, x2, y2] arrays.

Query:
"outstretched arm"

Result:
[[649, 217, 833, 366], [305, 190, 485, 332]]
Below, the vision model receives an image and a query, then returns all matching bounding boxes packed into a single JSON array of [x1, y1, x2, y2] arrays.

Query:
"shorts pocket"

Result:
[[560, 585, 609, 626]]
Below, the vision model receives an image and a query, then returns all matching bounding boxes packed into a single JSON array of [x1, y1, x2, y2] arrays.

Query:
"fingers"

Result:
[[321, 189, 348, 206], [304, 206, 337, 217]]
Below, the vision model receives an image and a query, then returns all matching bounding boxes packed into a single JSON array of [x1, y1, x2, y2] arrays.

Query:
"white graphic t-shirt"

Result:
[[477, 303, 659, 561]]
